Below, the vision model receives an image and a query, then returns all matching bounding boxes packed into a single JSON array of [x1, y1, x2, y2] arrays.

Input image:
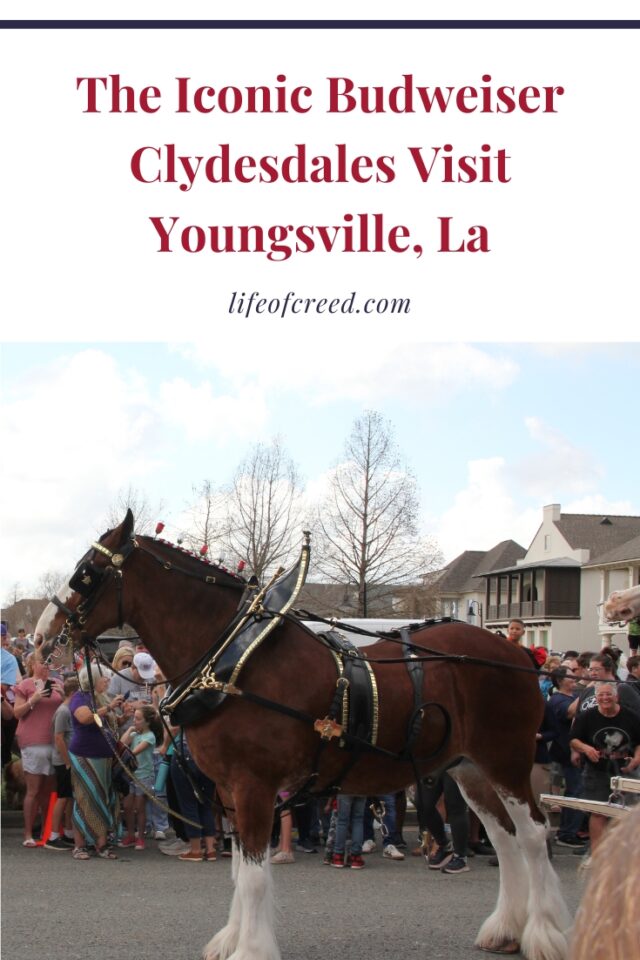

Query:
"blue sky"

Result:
[[1, 341, 638, 604]]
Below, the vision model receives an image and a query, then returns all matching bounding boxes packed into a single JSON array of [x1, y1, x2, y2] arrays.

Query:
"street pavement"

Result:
[[1, 817, 585, 960]]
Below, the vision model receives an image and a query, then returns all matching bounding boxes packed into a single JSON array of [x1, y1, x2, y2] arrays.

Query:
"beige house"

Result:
[[459, 504, 640, 653], [434, 540, 526, 626], [582, 533, 640, 648]]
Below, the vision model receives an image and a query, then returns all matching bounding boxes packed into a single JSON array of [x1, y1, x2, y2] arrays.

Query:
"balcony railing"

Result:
[[487, 600, 577, 621]]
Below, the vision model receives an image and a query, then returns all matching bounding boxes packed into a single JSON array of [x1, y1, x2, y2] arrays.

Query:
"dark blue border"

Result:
[[1, 20, 639, 29]]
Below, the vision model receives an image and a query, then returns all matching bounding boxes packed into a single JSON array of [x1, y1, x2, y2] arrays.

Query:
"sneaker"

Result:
[[44, 837, 71, 851], [382, 843, 405, 861], [221, 837, 233, 858], [159, 839, 190, 856], [178, 849, 203, 862], [295, 841, 318, 853], [555, 836, 587, 848], [468, 841, 495, 856], [350, 854, 365, 869], [361, 839, 376, 854], [118, 836, 136, 848], [270, 850, 295, 864], [60, 835, 75, 846], [154, 830, 167, 841], [442, 854, 470, 874], [573, 844, 591, 857], [331, 853, 345, 868], [135, 839, 145, 850], [323, 850, 333, 865], [428, 843, 453, 870]]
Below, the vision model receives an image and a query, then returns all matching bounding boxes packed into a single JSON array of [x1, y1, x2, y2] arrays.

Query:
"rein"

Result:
[[78, 644, 207, 830], [290, 609, 561, 679]]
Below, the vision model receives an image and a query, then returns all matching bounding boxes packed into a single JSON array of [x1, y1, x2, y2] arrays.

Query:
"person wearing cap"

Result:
[[107, 650, 156, 732]]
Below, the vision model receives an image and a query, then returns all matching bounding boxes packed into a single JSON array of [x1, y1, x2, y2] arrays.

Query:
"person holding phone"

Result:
[[12, 651, 64, 847]]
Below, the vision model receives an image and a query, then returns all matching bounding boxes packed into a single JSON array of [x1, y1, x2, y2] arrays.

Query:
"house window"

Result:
[[539, 630, 549, 649], [510, 576, 520, 604], [526, 630, 536, 645], [523, 571, 533, 601], [499, 576, 509, 604], [489, 578, 498, 606], [544, 534, 551, 551]]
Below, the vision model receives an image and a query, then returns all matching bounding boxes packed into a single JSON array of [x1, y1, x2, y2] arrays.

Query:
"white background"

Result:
[[1, 20, 638, 344]]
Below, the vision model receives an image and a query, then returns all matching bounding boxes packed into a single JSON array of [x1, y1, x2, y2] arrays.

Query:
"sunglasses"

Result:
[[120, 660, 132, 667]]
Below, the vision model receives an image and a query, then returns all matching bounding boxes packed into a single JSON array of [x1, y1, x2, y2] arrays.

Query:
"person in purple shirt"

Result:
[[68, 664, 125, 860]]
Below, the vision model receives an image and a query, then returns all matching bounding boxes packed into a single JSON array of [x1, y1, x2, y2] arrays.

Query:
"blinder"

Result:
[[69, 559, 107, 597]]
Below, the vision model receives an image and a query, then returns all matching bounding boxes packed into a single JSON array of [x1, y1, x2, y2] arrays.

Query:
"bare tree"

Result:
[[103, 484, 164, 536], [220, 438, 305, 581], [181, 480, 227, 555], [34, 570, 69, 600], [2, 582, 22, 608], [315, 411, 442, 617]]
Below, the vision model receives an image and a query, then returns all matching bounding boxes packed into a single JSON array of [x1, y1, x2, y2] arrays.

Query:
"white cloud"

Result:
[[432, 457, 541, 561], [508, 417, 603, 500], [433, 418, 638, 565], [562, 494, 637, 516], [0, 349, 270, 600], [175, 341, 519, 406], [158, 379, 268, 442], [0, 349, 164, 598]]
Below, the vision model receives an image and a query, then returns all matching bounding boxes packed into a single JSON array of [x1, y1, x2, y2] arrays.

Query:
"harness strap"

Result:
[[399, 627, 426, 759], [78, 643, 205, 827]]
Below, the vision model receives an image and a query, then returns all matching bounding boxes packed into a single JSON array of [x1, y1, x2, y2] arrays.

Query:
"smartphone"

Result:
[[122, 691, 131, 701], [43, 679, 54, 696]]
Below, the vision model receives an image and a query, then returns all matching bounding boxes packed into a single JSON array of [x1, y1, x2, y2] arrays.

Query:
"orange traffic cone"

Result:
[[37, 791, 58, 846]]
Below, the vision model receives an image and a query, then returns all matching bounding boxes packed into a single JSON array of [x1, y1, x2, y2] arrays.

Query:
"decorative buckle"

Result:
[[314, 717, 343, 740]]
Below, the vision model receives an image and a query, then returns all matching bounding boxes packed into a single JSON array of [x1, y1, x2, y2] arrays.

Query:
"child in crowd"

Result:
[[331, 794, 366, 869], [118, 705, 162, 850], [45, 675, 80, 850]]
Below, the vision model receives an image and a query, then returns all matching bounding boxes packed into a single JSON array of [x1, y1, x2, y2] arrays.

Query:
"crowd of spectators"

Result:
[[2, 617, 639, 873]]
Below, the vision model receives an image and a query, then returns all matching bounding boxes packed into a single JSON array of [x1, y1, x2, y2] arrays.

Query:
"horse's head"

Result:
[[604, 586, 640, 624], [36, 509, 136, 661]]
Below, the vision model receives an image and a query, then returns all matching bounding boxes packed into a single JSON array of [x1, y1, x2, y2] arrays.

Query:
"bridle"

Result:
[[47, 533, 249, 662], [50, 537, 138, 649]]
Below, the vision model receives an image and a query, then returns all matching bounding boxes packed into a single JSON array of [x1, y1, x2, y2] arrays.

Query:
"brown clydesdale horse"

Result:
[[37, 512, 570, 960]]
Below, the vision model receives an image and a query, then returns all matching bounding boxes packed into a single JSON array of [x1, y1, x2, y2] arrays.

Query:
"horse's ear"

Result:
[[121, 509, 135, 542]]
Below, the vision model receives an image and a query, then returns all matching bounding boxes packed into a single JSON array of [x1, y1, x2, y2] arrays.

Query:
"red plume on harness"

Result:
[[199, 544, 209, 556]]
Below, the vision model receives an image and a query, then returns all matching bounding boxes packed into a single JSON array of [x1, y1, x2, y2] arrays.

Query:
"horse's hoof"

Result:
[[478, 941, 521, 955]]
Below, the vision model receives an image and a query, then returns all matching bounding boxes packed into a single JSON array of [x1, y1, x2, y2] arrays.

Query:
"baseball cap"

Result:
[[133, 652, 157, 681]]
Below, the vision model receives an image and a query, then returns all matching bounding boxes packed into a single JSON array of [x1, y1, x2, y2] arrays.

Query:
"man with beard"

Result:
[[570, 682, 640, 852]]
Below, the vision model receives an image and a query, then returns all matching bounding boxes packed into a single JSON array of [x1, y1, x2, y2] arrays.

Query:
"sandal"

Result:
[[95, 845, 118, 859], [73, 847, 91, 860], [22, 838, 38, 848]]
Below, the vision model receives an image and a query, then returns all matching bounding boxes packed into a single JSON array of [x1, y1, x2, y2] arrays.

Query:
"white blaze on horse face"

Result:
[[34, 581, 73, 641]]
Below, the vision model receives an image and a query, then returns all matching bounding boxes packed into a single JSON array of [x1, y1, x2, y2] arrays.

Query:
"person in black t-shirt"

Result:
[[570, 682, 640, 852]]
